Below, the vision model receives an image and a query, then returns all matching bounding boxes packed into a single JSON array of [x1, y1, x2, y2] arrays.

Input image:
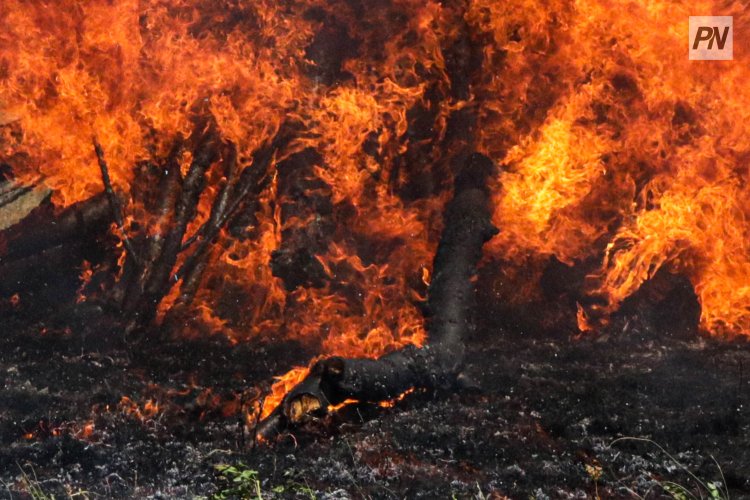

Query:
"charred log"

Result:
[[164, 134, 285, 325], [99, 119, 294, 338], [390, 6, 484, 203], [0, 193, 113, 317], [302, 11, 358, 86], [258, 153, 498, 440], [0, 241, 86, 297], [166, 142, 239, 317]]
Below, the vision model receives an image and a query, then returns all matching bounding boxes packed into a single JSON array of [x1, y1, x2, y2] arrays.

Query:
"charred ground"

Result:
[[1, 310, 748, 499]]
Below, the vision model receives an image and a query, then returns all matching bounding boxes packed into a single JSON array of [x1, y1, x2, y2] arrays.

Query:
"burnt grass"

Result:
[[0, 311, 749, 499]]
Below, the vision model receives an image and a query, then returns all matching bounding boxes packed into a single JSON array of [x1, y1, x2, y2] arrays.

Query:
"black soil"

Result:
[[1, 310, 748, 499]]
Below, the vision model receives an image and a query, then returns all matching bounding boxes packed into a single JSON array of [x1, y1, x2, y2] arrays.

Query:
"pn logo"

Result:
[[689, 16, 733, 60]]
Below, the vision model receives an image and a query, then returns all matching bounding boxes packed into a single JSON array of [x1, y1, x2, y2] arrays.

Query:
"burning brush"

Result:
[[1, 0, 749, 454]]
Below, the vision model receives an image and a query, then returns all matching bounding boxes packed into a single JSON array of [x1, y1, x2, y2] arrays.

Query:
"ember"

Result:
[[1, 0, 749, 497]]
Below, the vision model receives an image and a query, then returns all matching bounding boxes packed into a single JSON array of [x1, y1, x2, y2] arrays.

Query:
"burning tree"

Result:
[[0, 0, 749, 447]]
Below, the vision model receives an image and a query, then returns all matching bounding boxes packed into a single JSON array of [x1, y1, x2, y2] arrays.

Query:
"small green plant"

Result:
[[275, 470, 317, 499], [610, 437, 729, 500], [270, 483, 316, 499], [585, 463, 603, 499], [211, 464, 263, 500], [661, 480, 725, 500], [207, 464, 319, 500], [17, 464, 55, 500]]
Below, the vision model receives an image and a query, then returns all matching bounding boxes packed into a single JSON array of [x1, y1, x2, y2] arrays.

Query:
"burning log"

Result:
[[120, 124, 220, 336], [258, 153, 498, 440], [163, 142, 240, 321], [92, 137, 140, 266], [115, 120, 293, 337], [114, 138, 185, 308], [164, 134, 285, 325]]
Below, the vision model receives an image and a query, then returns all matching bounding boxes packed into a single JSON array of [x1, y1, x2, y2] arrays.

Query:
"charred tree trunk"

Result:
[[115, 139, 185, 309], [162, 136, 283, 327], [258, 153, 498, 439]]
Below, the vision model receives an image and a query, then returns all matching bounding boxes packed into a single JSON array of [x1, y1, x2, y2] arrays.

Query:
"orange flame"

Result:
[[2, 0, 749, 424]]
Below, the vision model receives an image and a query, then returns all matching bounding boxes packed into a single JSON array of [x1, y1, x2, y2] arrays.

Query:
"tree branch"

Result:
[[92, 137, 140, 266]]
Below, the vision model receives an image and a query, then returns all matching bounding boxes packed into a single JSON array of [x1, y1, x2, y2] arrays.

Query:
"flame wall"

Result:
[[1, 0, 749, 347]]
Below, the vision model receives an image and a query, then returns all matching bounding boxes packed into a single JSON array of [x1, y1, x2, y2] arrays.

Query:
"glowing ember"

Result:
[[76, 260, 94, 303], [120, 396, 161, 422], [261, 366, 311, 420], [378, 388, 417, 408]]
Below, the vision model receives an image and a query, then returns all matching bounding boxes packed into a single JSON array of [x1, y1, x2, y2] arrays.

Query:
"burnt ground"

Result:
[[0, 311, 749, 499]]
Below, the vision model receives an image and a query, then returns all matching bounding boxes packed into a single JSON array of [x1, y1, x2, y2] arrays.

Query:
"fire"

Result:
[[261, 366, 311, 419], [21, 420, 95, 441], [473, 0, 750, 337], [2, 0, 750, 434], [378, 387, 417, 408], [76, 260, 94, 303], [78, 422, 95, 439], [489, 93, 611, 265], [120, 396, 161, 422]]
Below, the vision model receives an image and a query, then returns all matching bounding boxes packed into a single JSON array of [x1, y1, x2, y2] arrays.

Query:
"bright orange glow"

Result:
[[77, 422, 95, 440], [474, 0, 750, 337], [76, 261, 94, 303], [261, 366, 312, 419], [0, 1, 444, 420], [120, 396, 160, 422], [378, 388, 416, 408], [328, 399, 359, 413]]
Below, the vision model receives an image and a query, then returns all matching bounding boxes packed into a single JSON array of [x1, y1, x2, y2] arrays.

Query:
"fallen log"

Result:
[[0, 181, 51, 232], [0, 193, 110, 263], [257, 152, 498, 440], [0, 181, 33, 208], [0, 240, 87, 298]]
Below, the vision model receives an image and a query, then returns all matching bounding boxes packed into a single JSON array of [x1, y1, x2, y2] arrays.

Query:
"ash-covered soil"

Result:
[[0, 314, 748, 499]]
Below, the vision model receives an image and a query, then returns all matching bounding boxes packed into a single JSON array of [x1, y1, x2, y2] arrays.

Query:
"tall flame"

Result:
[[1, 0, 749, 404]]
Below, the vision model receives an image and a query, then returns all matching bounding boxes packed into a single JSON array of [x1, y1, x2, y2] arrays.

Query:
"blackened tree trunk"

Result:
[[258, 153, 498, 439]]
